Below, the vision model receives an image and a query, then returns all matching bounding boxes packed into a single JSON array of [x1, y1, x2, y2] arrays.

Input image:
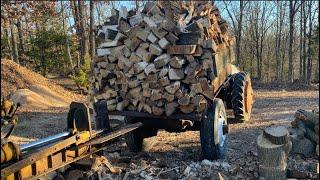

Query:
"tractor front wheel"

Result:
[[200, 98, 228, 160]]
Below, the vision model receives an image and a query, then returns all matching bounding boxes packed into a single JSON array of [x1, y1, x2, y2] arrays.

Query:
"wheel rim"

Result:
[[244, 79, 254, 115], [217, 110, 227, 147]]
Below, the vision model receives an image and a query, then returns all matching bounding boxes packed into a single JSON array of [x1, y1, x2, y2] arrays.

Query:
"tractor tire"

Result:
[[200, 98, 228, 160], [125, 128, 144, 152], [124, 118, 158, 152], [124, 118, 144, 152], [231, 72, 254, 122]]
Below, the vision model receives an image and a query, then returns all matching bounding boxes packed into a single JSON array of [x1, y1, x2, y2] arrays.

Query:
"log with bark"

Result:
[[89, 1, 235, 116], [290, 109, 319, 156], [257, 126, 291, 180]]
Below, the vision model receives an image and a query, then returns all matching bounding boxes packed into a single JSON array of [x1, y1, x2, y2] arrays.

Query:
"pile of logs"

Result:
[[290, 109, 319, 156], [257, 125, 292, 180], [89, 1, 235, 116]]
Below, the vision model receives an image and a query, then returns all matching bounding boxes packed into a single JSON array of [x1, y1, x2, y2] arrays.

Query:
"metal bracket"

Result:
[[67, 102, 92, 136], [93, 100, 111, 131]]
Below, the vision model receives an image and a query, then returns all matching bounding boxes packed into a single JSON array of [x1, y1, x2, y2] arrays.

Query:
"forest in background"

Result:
[[1, 1, 319, 89]]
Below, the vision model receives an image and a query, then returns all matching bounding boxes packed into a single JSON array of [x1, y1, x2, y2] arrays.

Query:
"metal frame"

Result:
[[1, 101, 143, 180], [108, 111, 203, 121], [1, 123, 142, 180]]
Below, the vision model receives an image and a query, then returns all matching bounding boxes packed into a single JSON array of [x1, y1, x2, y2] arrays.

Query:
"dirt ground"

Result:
[[4, 88, 319, 179]]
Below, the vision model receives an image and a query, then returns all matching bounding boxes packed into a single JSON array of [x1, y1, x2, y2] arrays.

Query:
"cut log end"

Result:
[[263, 125, 289, 145]]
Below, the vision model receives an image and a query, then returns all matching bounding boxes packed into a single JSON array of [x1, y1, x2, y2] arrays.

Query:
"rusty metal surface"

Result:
[[1, 141, 20, 164], [2, 135, 77, 177], [1, 123, 144, 179]]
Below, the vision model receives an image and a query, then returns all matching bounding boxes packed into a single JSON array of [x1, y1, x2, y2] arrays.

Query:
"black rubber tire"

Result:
[[231, 72, 251, 122], [200, 98, 227, 160], [124, 118, 144, 152], [124, 118, 158, 152], [125, 129, 143, 152]]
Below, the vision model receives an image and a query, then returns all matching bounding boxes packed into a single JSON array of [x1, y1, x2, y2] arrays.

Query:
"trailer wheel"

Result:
[[124, 118, 143, 152], [231, 72, 253, 122], [200, 98, 228, 160], [124, 118, 158, 152], [125, 129, 143, 152]]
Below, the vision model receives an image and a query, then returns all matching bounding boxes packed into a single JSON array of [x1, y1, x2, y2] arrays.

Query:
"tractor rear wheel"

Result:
[[231, 72, 254, 122]]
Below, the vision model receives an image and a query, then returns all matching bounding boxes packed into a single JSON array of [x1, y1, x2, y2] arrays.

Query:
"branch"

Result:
[[223, 1, 237, 31], [293, 1, 301, 15]]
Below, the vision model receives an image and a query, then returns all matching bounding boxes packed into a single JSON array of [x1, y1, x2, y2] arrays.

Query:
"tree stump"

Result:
[[258, 165, 287, 180], [257, 125, 291, 180], [257, 134, 288, 167], [263, 125, 289, 145]]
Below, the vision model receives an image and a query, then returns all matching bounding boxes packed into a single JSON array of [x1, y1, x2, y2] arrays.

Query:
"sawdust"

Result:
[[1, 59, 85, 109], [10, 85, 72, 109]]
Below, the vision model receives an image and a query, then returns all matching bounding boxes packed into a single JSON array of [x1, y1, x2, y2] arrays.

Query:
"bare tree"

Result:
[[78, 0, 89, 64], [10, 20, 19, 63], [288, 0, 301, 83], [275, 1, 286, 82], [306, 1, 318, 84], [16, 17, 25, 64], [223, 0, 247, 68], [89, 0, 95, 60], [249, 1, 274, 81], [70, 0, 81, 68], [4, 27, 13, 60], [61, 1, 75, 76]]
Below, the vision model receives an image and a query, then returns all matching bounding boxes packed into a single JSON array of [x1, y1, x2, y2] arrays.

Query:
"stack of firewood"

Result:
[[257, 125, 292, 180], [291, 109, 319, 156], [89, 1, 235, 116]]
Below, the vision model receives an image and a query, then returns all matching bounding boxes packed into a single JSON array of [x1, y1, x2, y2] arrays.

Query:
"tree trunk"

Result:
[[306, 1, 313, 85], [70, 0, 81, 68], [299, 2, 303, 81], [275, 2, 284, 83], [302, 5, 307, 83], [5, 28, 13, 60], [78, 0, 89, 64], [280, 33, 287, 83], [96, 2, 101, 25], [250, 43, 254, 77], [35, 22, 46, 76], [275, 3, 280, 82], [10, 21, 19, 63], [288, 1, 294, 84], [235, 0, 244, 67], [89, 0, 95, 60], [61, 1, 75, 76], [16, 18, 25, 65]]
